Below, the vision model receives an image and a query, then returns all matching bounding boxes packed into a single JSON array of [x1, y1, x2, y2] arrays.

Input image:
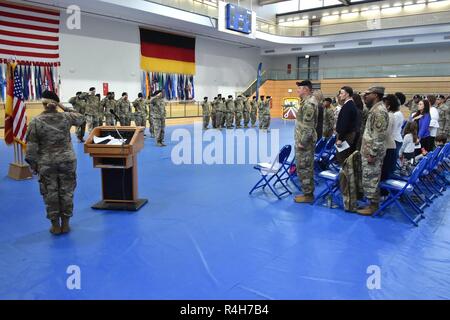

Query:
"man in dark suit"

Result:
[[335, 86, 360, 164]]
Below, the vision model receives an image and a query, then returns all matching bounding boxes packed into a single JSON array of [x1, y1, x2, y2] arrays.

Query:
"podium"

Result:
[[84, 126, 148, 211]]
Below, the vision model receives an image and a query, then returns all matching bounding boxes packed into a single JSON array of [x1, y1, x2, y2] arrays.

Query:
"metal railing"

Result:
[[145, 0, 219, 17], [259, 10, 450, 37]]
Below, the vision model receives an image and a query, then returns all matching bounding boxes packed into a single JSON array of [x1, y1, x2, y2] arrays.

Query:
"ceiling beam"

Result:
[[338, 0, 351, 5]]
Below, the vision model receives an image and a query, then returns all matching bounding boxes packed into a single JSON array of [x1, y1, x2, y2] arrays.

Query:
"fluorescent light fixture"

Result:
[[393, 2, 403, 6], [279, 18, 285, 22], [370, 5, 380, 9], [352, 8, 360, 12], [305, 55, 310, 59], [382, 4, 391, 8], [388, 75, 398, 78], [341, 9, 349, 13], [312, 15, 317, 19], [322, 12, 329, 16], [416, 0, 426, 3], [361, 7, 368, 11], [427, 0, 437, 2], [302, 15, 309, 19], [404, 1, 413, 5], [332, 11, 339, 15]]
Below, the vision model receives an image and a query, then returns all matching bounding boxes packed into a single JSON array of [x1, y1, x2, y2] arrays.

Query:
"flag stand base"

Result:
[[8, 163, 32, 180]]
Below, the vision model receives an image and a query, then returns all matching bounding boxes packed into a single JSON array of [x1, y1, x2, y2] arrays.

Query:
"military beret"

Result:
[[437, 94, 446, 100], [138, 93, 143, 98], [76, 91, 82, 95], [228, 95, 233, 98], [89, 87, 95, 91], [204, 97, 208, 100], [296, 80, 312, 89], [413, 94, 422, 99], [260, 96, 265, 99], [364, 86, 385, 95], [42, 90, 60, 103], [324, 98, 333, 103]]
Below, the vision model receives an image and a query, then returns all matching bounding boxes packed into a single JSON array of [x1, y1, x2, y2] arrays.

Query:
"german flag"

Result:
[[140, 28, 195, 75]]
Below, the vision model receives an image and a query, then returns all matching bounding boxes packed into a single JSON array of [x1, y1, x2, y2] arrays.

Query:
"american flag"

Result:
[[0, 1, 60, 64], [8, 65, 27, 145]]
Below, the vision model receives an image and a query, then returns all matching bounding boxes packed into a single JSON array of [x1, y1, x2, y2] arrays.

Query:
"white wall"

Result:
[[58, 11, 268, 102]]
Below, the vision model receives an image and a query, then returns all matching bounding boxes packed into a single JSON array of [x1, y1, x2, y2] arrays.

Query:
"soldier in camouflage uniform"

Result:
[[116, 92, 132, 126], [133, 93, 148, 134], [85, 87, 101, 132], [225, 95, 235, 129], [250, 96, 258, 127], [218, 97, 226, 128], [258, 96, 265, 129], [234, 95, 244, 128], [151, 90, 166, 146], [408, 94, 421, 115], [101, 92, 117, 126], [436, 94, 449, 138], [144, 96, 155, 137], [96, 94, 103, 126], [243, 95, 251, 128], [216, 96, 224, 129], [201, 97, 211, 129], [294, 81, 318, 203], [25, 90, 84, 235], [322, 97, 335, 138], [68, 91, 87, 142], [210, 97, 218, 129], [262, 96, 272, 130], [357, 86, 389, 215]]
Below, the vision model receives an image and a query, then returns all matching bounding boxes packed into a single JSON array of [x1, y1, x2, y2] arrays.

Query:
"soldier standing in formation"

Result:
[[133, 93, 148, 134], [145, 96, 155, 137], [234, 95, 244, 128], [201, 96, 211, 129], [243, 94, 251, 128], [117, 92, 132, 126], [357, 86, 389, 215], [322, 97, 335, 138], [258, 96, 265, 129], [211, 97, 218, 129], [25, 90, 84, 235], [250, 96, 258, 127], [294, 80, 318, 204], [68, 91, 87, 142], [96, 94, 103, 126], [225, 95, 235, 129], [216, 96, 224, 129], [85, 87, 101, 132], [151, 90, 167, 146], [101, 92, 117, 126]]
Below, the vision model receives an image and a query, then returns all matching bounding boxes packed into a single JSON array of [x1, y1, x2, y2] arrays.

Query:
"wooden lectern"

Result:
[[84, 126, 148, 211]]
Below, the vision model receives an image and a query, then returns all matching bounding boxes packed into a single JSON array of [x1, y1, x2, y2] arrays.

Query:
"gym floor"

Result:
[[0, 119, 449, 299]]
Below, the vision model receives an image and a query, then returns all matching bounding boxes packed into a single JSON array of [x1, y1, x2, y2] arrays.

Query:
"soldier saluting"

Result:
[[25, 90, 84, 235]]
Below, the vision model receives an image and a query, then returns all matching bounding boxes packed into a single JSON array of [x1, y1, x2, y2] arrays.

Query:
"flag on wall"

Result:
[[139, 28, 196, 75], [0, 2, 60, 64], [5, 61, 27, 146]]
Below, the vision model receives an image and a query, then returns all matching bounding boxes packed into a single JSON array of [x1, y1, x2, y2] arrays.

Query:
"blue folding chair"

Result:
[[249, 145, 292, 199], [312, 170, 342, 209], [274, 155, 302, 192], [375, 158, 428, 226]]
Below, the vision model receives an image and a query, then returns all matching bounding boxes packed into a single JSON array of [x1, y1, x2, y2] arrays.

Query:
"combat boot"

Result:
[[50, 219, 61, 235], [356, 203, 379, 216], [294, 194, 314, 203], [61, 216, 71, 234]]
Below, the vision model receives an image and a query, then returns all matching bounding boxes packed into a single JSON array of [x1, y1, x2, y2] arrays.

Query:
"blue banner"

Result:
[[256, 62, 262, 101]]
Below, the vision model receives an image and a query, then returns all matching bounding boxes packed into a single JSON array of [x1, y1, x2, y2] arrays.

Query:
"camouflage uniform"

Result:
[[210, 98, 217, 129], [250, 99, 258, 127], [152, 96, 166, 144], [133, 98, 148, 128], [117, 97, 132, 126], [225, 98, 235, 128], [145, 99, 155, 137], [25, 108, 84, 221], [85, 93, 101, 132], [101, 97, 117, 126], [234, 96, 244, 128], [339, 150, 364, 212], [201, 100, 211, 129], [221, 99, 227, 128], [260, 98, 271, 129], [243, 97, 251, 128], [410, 101, 419, 115], [68, 95, 87, 141], [322, 106, 335, 138], [437, 102, 450, 138], [216, 99, 225, 129], [258, 100, 265, 129], [360, 101, 389, 205], [295, 95, 318, 196]]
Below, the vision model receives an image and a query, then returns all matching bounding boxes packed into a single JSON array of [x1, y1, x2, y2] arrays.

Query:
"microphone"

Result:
[[109, 108, 121, 122]]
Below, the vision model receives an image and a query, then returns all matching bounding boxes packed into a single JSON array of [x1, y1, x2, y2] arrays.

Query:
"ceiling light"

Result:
[[302, 15, 309, 19], [393, 2, 402, 6], [404, 1, 413, 5], [312, 15, 317, 19], [341, 9, 349, 14], [332, 11, 339, 15], [322, 12, 329, 16], [382, 4, 391, 8]]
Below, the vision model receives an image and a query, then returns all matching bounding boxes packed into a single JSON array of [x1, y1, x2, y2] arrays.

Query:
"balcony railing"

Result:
[[258, 10, 450, 37], [146, 0, 219, 17], [265, 62, 450, 80]]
